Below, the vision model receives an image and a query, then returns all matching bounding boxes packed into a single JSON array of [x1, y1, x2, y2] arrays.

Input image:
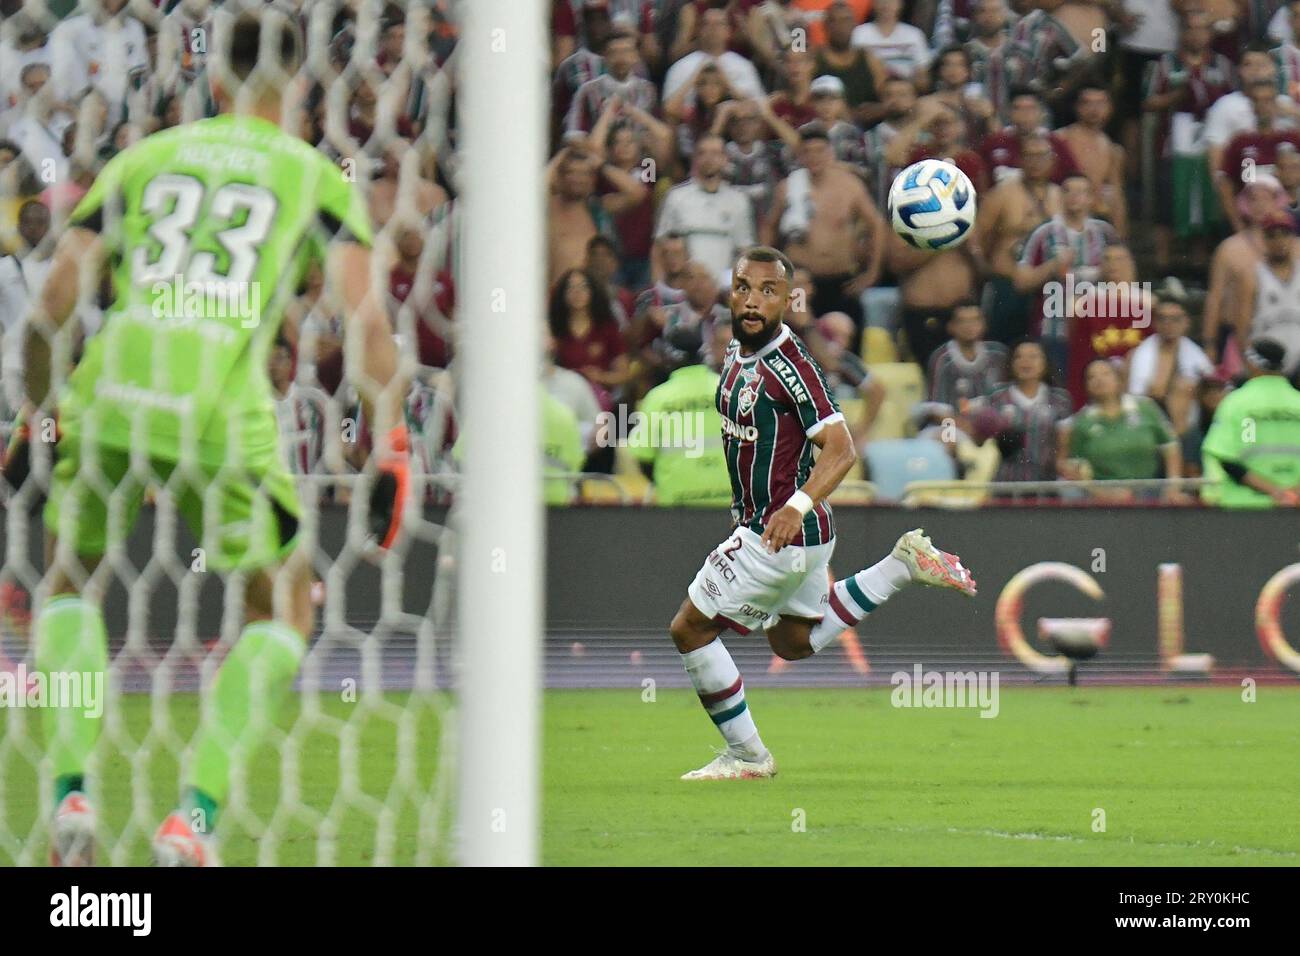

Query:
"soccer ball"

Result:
[[887, 159, 976, 250]]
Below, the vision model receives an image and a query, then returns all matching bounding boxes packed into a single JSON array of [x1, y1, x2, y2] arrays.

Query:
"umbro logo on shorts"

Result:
[[706, 579, 722, 597]]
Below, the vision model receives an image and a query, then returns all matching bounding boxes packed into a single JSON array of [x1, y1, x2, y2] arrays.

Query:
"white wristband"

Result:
[[787, 489, 814, 516]]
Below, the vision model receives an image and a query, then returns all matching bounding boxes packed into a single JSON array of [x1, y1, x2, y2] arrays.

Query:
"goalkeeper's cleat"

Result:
[[368, 424, 411, 549], [152, 812, 218, 868], [680, 750, 777, 781], [892, 528, 977, 596], [50, 792, 96, 867]]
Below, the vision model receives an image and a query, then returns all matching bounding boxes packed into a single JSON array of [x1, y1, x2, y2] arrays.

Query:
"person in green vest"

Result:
[[1201, 337, 1300, 508], [454, 388, 584, 505], [541, 389, 586, 505], [630, 325, 731, 506]]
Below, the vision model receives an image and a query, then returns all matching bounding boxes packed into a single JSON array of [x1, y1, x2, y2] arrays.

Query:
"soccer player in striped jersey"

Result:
[[670, 246, 977, 781]]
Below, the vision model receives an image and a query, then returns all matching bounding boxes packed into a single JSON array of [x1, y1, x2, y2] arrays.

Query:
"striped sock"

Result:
[[680, 639, 767, 761], [810, 554, 912, 653]]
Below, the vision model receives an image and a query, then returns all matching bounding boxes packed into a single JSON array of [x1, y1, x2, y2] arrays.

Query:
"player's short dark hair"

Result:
[[736, 245, 795, 283], [227, 9, 304, 82], [1009, 88, 1042, 104], [1243, 40, 1274, 57], [1074, 83, 1109, 103]]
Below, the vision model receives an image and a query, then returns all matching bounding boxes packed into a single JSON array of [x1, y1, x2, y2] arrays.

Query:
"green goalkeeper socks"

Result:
[[187, 620, 305, 832], [34, 596, 108, 803]]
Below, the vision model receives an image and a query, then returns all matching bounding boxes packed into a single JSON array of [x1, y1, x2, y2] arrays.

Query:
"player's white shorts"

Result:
[[688, 526, 836, 634]]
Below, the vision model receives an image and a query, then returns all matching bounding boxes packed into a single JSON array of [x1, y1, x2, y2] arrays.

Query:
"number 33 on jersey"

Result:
[[60, 113, 372, 469]]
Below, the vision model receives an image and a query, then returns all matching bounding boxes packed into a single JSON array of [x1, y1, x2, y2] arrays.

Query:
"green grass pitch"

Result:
[[544, 686, 1300, 866], [2, 686, 1298, 865], [0, 693, 451, 867]]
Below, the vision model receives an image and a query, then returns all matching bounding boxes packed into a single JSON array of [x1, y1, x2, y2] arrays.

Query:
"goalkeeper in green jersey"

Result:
[[13, 9, 409, 866]]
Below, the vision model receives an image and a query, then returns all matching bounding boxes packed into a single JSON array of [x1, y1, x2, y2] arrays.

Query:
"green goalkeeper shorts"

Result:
[[44, 433, 302, 573]]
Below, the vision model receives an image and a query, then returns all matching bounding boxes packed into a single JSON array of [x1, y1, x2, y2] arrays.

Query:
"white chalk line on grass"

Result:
[[891, 825, 1298, 859]]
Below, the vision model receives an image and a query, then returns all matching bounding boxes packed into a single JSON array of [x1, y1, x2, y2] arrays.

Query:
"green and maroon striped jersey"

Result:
[[716, 324, 843, 546]]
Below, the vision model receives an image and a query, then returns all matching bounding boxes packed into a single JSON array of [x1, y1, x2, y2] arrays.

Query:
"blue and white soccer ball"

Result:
[[887, 159, 976, 250]]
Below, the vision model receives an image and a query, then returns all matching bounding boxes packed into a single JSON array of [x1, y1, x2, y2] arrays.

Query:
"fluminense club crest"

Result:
[[737, 378, 760, 416]]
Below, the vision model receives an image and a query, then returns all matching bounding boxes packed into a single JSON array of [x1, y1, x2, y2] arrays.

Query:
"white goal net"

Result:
[[0, 0, 470, 866]]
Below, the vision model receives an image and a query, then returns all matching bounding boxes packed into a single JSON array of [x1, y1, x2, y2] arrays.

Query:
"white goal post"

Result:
[[455, 0, 545, 866]]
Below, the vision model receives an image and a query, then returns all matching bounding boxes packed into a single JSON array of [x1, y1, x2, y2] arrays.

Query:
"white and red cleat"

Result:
[[892, 528, 978, 597], [152, 811, 218, 867], [50, 792, 96, 867], [680, 750, 778, 781]]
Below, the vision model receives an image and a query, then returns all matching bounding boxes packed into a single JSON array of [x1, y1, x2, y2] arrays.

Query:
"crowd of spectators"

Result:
[[543, 0, 1300, 507], [0, 0, 459, 501], [5, 0, 1300, 508]]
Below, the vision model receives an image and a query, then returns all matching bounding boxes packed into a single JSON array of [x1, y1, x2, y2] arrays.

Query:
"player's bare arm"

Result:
[[598, 161, 650, 215], [1202, 242, 1232, 360], [328, 237, 410, 550], [1107, 143, 1129, 237], [844, 186, 884, 295], [759, 419, 854, 554], [328, 240, 404, 438], [1233, 267, 1257, 350], [23, 227, 102, 410], [759, 178, 786, 247]]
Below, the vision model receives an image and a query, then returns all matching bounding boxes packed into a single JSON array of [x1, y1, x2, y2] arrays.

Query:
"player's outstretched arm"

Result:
[[23, 226, 101, 410], [328, 240, 403, 431], [760, 419, 856, 553], [5, 226, 99, 489], [327, 240, 410, 548]]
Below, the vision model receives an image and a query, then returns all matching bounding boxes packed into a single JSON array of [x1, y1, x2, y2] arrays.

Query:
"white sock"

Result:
[[680, 639, 768, 761], [809, 554, 912, 653]]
